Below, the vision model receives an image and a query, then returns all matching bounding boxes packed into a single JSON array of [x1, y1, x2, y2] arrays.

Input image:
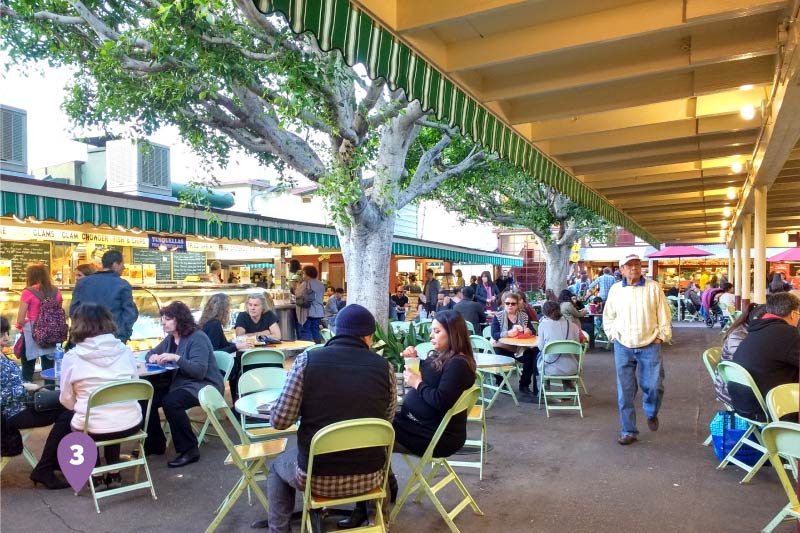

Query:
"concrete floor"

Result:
[[1, 323, 794, 532]]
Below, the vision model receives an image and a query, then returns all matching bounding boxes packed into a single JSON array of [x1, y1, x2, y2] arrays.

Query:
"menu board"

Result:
[[173, 252, 207, 281], [132, 249, 172, 280], [0, 241, 51, 283]]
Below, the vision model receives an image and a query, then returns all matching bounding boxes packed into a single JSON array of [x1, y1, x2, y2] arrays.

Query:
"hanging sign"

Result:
[[148, 234, 186, 252]]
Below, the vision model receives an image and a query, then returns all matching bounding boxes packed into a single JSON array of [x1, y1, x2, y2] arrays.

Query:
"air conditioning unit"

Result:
[[0, 105, 28, 174], [106, 139, 171, 198]]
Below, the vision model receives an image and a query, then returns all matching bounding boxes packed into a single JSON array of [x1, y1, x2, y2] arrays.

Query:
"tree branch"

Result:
[[199, 34, 279, 61]]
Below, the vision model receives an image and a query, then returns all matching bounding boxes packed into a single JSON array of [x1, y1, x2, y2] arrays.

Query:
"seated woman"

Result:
[[714, 303, 766, 405], [60, 304, 140, 491], [232, 292, 280, 398], [339, 310, 476, 529], [1, 317, 73, 490], [199, 293, 248, 353], [559, 289, 592, 347], [490, 291, 538, 399], [144, 301, 224, 468], [536, 301, 581, 393]]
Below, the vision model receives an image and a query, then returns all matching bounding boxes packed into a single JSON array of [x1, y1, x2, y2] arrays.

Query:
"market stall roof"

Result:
[[252, 0, 800, 246], [646, 246, 714, 259], [767, 248, 800, 262], [0, 175, 521, 267]]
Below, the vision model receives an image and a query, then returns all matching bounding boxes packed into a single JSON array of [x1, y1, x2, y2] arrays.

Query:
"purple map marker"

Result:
[[57, 432, 98, 492]]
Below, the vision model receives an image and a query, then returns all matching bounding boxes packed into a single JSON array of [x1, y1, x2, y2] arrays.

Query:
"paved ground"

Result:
[[1, 322, 794, 532]]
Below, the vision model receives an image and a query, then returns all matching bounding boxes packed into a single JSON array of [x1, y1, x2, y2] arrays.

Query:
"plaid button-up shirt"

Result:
[[270, 351, 398, 498]]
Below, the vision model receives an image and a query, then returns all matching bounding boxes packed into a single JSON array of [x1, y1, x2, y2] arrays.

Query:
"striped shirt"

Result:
[[271, 352, 397, 498]]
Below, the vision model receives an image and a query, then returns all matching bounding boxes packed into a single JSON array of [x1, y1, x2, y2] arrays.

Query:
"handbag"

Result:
[[32, 389, 63, 412], [13, 334, 25, 359]]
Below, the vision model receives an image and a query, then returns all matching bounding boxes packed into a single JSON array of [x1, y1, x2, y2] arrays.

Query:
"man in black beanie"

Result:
[[259, 304, 397, 532]]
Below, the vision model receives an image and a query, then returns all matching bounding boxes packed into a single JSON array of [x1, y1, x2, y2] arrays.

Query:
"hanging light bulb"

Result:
[[723, 206, 731, 218], [740, 104, 756, 120], [727, 188, 737, 200], [739, 84, 753, 91], [731, 161, 743, 173], [721, 220, 729, 229]]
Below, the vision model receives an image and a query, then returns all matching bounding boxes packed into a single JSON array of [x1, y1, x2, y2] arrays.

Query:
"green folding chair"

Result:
[[320, 328, 333, 342], [0, 429, 38, 472], [416, 320, 433, 340], [470, 335, 518, 409], [194, 350, 236, 446], [760, 422, 800, 532], [537, 340, 583, 418], [301, 418, 395, 533], [447, 374, 487, 480], [198, 386, 287, 533], [240, 348, 285, 373], [390, 386, 483, 533], [463, 321, 475, 334], [716, 361, 770, 483], [481, 326, 492, 340], [528, 321, 538, 334], [238, 367, 294, 440], [390, 321, 411, 334], [701, 347, 728, 446], [83, 380, 156, 513]]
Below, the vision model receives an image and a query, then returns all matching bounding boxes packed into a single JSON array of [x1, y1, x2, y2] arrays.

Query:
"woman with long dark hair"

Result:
[[15, 263, 64, 382], [339, 310, 476, 528], [145, 301, 224, 468], [475, 270, 500, 311], [768, 273, 791, 294]]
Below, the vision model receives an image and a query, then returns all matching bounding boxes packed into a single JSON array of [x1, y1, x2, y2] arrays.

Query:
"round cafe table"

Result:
[[475, 352, 519, 409], [40, 360, 174, 382], [233, 389, 282, 420]]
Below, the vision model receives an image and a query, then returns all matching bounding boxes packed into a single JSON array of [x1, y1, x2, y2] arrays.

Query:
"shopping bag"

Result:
[[709, 410, 761, 466]]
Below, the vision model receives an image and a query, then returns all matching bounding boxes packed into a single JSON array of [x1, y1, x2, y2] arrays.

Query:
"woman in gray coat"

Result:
[[297, 265, 325, 343]]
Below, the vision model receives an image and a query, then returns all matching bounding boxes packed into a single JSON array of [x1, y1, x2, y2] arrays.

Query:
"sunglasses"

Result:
[[504, 302, 517, 306]]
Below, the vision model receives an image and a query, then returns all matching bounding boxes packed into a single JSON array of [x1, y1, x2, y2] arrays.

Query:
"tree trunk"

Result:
[[337, 215, 395, 329], [542, 240, 573, 294]]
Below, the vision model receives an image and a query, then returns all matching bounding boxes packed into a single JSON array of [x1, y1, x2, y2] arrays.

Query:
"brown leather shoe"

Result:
[[618, 435, 637, 445], [647, 416, 659, 431]]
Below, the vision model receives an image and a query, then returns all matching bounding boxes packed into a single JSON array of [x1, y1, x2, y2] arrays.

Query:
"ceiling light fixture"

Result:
[[740, 104, 756, 120], [727, 188, 737, 200], [731, 161, 743, 173], [723, 206, 731, 218], [721, 220, 729, 229], [739, 84, 753, 91]]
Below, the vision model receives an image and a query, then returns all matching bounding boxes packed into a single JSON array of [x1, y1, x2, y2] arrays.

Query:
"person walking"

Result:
[[586, 267, 616, 301], [422, 268, 440, 315], [296, 265, 325, 344], [70, 250, 138, 344], [603, 253, 672, 445]]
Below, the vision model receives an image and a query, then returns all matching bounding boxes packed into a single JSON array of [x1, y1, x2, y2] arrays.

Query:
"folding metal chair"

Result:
[[481, 326, 492, 340], [448, 374, 488, 480], [240, 348, 285, 373], [701, 347, 729, 446], [470, 335, 518, 409], [301, 418, 395, 533], [716, 361, 770, 483], [237, 367, 294, 441], [765, 383, 800, 481], [83, 380, 157, 513], [198, 386, 287, 533], [537, 340, 583, 418], [194, 350, 236, 447], [390, 386, 483, 533], [0, 429, 38, 472], [760, 422, 800, 532]]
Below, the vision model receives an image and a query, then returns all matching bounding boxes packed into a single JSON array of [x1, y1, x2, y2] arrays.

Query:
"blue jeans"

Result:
[[300, 316, 323, 343], [267, 448, 304, 533], [613, 341, 664, 437]]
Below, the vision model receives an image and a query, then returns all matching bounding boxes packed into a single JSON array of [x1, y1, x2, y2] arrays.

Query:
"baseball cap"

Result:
[[619, 253, 641, 266]]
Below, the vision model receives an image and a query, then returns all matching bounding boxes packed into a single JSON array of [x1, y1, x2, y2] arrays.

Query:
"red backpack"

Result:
[[27, 287, 68, 347]]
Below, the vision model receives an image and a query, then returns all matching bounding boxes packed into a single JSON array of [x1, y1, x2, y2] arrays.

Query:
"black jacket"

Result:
[[729, 317, 800, 422], [453, 300, 486, 335], [70, 270, 138, 342]]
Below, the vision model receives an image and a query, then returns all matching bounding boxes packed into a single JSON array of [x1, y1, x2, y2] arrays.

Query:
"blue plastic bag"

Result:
[[709, 410, 761, 466]]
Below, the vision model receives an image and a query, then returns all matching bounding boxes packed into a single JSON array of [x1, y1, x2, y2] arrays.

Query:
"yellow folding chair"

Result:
[[198, 386, 287, 533], [765, 383, 799, 422], [701, 347, 729, 446], [194, 350, 236, 446], [390, 386, 483, 533], [537, 340, 583, 418], [301, 418, 395, 533], [0, 429, 39, 473], [83, 380, 156, 513], [716, 361, 770, 483], [760, 422, 800, 532], [447, 374, 487, 480]]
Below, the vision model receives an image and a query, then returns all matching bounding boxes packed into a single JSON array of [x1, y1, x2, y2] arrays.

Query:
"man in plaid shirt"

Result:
[[260, 304, 397, 532]]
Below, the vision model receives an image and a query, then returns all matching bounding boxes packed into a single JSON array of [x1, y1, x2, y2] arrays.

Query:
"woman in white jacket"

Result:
[[60, 303, 140, 491]]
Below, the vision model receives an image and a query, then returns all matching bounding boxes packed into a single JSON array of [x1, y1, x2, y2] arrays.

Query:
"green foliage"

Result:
[[372, 322, 418, 372]]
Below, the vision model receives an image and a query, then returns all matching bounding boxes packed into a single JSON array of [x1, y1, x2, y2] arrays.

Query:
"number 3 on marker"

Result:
[[69, 444, 84, 465]]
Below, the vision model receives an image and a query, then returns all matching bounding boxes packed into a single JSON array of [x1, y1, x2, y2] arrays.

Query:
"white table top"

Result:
[[475, 353, 516, 368], [234, 389, 282, 419]]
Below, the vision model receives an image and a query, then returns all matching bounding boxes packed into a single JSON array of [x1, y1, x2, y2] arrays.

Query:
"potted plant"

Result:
[[373, 322, 418, 396]]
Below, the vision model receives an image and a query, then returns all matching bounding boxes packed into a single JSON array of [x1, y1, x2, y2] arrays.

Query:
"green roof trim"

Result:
[[1, 188, 521, 266], [253, 0, 659, 246]]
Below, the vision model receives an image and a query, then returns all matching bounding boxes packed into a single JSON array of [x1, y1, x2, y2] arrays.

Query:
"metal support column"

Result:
[[734, 231, 742, 310], [753, 186, 767, 305], [740, 214, 752, 309]]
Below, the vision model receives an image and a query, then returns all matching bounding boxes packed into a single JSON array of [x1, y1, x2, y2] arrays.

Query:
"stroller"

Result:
[[701, 288, 727, 329]]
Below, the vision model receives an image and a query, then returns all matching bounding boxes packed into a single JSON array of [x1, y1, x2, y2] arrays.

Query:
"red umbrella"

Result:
[[646, 246, 714, 259], [766, 249, 800, 262], [646, 246, 714, 282]]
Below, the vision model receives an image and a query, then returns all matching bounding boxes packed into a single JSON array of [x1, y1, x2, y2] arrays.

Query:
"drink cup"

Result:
[[404, 357, 420, 374]]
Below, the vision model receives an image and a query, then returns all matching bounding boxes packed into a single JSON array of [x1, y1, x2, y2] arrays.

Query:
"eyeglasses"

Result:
[[504, 302, 517, 306]]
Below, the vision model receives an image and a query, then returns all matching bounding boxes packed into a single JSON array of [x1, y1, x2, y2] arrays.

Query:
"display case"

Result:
[[0, 285, 273, 351]]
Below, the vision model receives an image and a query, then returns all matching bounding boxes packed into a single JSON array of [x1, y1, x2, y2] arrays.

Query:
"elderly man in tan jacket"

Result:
[[603, 253, 672, 446]]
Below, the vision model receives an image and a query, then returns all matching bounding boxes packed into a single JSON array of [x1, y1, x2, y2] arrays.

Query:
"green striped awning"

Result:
[[1, 190, 339, 248], [1, 188, 520, 266], [254, 0, 659, 246]]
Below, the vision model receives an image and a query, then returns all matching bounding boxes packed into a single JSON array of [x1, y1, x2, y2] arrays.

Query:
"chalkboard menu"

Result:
[[132, 249, 172, 280], [173, 252, 207, 281], [131, 249, 207, 281], [1, 241, 51, 283]]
